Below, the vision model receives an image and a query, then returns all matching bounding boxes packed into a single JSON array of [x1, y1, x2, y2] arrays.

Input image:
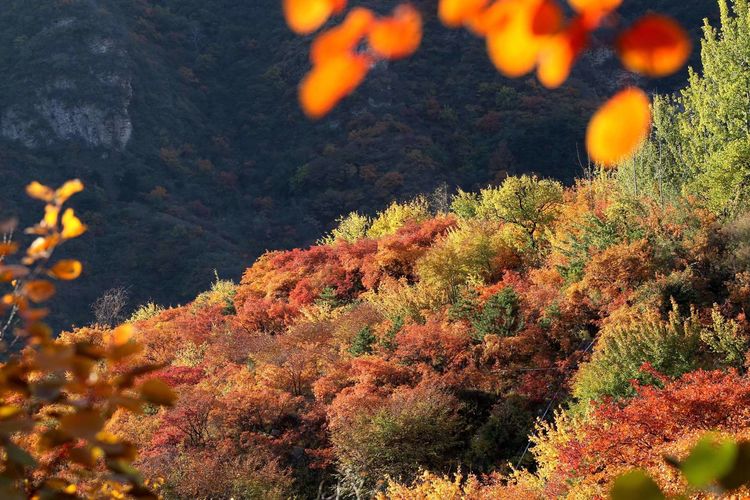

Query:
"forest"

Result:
[[1, 0, 750, 498]]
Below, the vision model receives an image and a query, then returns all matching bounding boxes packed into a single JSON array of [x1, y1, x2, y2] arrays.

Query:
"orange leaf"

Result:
[[24, 280, 56, 303], [467, 0, 515, 36], [139, 379, 177, 406], [49, 260, 83, 280], [617, 14, 691, 78], [531, 0, 563, 36], [568, 0, 621, 28], [586, 87, 651, 167], [55, 179, 84, 204], [368, 5, 423, 60], [25, 235, 60, 263], [61, 209, 87, 239], [111, 324, 135, 347], [537, 19, 588, 88], [567, 0, 621, 13], [439, 0, 489, 28], [486, 1, 543, 78], [0, 242, 18, 256], [299, 53, 370, 119], [26, 181, 54, 202], [20, 309, 49, 324], [283, 0, 339, 35], [0, 265, 29, 282], [311, 7, 374, 65]]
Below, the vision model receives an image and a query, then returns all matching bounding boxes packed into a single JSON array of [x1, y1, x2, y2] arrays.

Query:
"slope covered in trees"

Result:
[[0, 0, 717, 329], [4, 0, 750, 498], [64, 162, 750, 497]]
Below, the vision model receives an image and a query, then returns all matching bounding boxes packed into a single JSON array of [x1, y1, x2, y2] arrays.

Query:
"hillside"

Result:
[[0, 0, 718, 328], [2, 0, 750, 498], [57, 173, 750, 498]]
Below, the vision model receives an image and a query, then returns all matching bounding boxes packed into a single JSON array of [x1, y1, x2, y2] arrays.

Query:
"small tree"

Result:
[[92, 286, 129, 327], [476, 175, 564, 250]]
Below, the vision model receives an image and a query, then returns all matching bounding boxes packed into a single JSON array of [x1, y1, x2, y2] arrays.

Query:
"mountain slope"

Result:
[[0, 0, 718, 327]]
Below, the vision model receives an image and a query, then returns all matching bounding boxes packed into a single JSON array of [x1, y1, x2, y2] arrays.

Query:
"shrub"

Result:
[[367, 197, 431, 239]]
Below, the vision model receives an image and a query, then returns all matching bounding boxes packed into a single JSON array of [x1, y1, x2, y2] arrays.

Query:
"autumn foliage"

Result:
[[32, 167, 747, 498], [0, 182, 176, 498]]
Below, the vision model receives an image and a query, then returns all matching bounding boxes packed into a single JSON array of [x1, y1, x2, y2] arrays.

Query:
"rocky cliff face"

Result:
[[0, 7, 133, 150]]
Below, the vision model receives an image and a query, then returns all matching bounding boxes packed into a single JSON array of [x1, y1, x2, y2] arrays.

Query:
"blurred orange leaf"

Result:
[[0, 265, 29, 282], [0, 243, 18, 256], [24, 280, 56, 303], [532, 0, 564, 36], [112, 324, 135, 347], [617, 14, 691, 77], [283, 0, 341, 35], [568, 0, 621, 14], [49, 260, 83, 281], [439, 0, 489, 28], [486, 1, 543, 78], [300, 53, 370, 119], [368, 4, 423, 60], [586, 87, 651, 167], [311, 7, 374, 65], [537, 18, 587, 88]]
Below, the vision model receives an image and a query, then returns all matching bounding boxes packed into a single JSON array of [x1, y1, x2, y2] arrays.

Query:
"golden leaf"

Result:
[[26, 181, 54, 202], [139, 379, 177, 406], [61, 209, 87, 239], [55, 179, 84, 204]]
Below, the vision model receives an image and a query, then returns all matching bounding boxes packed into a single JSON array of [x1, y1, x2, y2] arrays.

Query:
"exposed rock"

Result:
[[0, 8, 133, 151]]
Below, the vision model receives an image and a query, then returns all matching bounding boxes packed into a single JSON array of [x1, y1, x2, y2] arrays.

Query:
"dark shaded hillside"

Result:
[[0, 0, 718, 328]]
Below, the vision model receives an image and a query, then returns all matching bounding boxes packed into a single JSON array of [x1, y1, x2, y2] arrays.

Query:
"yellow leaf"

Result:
[[43, 204, 59, 228], [283, 0, 336, 35], [139, 379, 177, 406], [61, 209, 87, 239], [26, 181, 54, 202], [49, 260, 83, 280], [55, 179, 84, 204], [586, 87, 651, 167]]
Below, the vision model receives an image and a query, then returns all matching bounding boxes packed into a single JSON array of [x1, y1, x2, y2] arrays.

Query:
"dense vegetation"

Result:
[[24, 3, 748, 495], [0, 0, 717, 329], [4, 0, 750, 498]]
